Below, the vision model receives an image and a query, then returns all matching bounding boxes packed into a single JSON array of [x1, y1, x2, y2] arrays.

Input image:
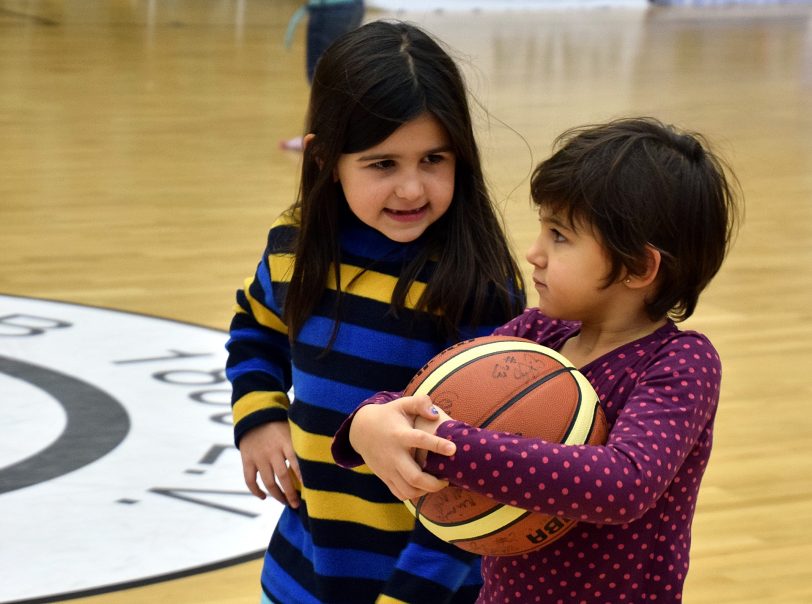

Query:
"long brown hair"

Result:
[[284, 20, 525, 340]]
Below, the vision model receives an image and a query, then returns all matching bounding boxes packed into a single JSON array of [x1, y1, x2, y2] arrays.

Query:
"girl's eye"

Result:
[[369, 159, 395, 170], [551, 228, 566, 243], [424, 154, 445, 165]]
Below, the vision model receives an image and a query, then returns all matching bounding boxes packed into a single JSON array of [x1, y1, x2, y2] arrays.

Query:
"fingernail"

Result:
[[430, 406, 439, 415]]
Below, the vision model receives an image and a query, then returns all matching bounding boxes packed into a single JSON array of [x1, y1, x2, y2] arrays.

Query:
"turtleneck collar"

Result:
[[338, 203, 428, 262]]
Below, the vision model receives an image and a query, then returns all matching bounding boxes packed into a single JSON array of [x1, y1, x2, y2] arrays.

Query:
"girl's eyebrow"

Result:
[[538, 209, 563, 224], [540, 210, 575, 231], [356, 145, 453, 162]]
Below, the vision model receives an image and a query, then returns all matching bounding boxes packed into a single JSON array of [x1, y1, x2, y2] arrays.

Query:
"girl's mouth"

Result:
[[385, 204, 428, 222]]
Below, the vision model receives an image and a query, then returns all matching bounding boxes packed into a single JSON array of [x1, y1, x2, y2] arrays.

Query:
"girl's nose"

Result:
[[395, 173, 424, 201], [526, 234, 546, 267]]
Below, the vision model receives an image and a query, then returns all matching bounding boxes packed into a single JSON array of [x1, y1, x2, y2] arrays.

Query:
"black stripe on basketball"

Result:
[[448, 508, 533, 543], [557, 368, 584, 443], [581, 396, 603, 443], [413, 493, 427, 518], [480, 366, 572, 429]]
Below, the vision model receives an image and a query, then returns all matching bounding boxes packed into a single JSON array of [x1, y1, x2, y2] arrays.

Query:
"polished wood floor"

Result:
[[3, 1, 812, 602]]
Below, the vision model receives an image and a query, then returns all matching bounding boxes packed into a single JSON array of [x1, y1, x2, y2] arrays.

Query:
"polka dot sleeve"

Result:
[[423, 331, 722, 525]]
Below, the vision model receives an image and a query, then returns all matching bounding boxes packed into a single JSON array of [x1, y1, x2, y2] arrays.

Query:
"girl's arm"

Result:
[[422, 335, 721, 524], [332, 393, 457, 500], [226, 220, 300, 506], [331, 310, 542, 497]]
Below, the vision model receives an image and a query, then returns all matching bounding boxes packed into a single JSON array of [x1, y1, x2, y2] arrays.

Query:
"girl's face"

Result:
[[335, 112, 456, 243], [526, 206, 619, 322]]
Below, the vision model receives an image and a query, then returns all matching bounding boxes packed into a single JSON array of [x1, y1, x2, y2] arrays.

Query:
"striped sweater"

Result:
[[226, 209, 522, 604]]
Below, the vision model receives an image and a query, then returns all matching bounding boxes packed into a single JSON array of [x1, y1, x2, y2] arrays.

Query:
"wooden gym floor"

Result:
[[2, 0, 812, 602]]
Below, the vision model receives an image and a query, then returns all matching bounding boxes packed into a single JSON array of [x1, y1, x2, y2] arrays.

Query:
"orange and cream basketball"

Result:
[[402, 335, 608, 556]]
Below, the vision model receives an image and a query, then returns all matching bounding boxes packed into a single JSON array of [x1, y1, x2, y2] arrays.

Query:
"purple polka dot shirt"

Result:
[[334, 308, 722, 603]]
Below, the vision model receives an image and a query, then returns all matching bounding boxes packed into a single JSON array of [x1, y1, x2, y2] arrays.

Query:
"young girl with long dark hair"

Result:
[[226, 20, 525, 604]]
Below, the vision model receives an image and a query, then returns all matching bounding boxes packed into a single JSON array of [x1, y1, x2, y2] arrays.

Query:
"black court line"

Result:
[[0, 355, 130, 495], [0, 295, 262, 603]]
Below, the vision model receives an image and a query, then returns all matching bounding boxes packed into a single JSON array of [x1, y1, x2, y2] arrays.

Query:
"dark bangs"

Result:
[[342, 65, 427, 153]]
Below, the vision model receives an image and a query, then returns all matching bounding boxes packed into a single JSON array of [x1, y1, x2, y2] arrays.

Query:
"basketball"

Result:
[[402, 335, 608, 556]]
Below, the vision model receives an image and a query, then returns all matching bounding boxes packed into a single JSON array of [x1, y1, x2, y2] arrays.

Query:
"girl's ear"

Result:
[[303, 133, 326, 171], [302, 133, 316, 151], [625, 244, 661, 288]]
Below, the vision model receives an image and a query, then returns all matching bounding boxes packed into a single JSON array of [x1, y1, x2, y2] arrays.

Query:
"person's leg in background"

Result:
[[306, 0, 365, 82], [281, 0, 365, 150]]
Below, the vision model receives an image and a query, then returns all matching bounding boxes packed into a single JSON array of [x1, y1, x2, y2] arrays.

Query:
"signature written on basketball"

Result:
[[427, 487, 481, 523], [491, 353, 545, 380]]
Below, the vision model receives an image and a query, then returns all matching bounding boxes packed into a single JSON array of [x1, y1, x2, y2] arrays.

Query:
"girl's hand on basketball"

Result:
[[413, 402, 453, 466], [413, 403, 452, 433], [349, 396, 454, 500], [239, 422, 302, 508]]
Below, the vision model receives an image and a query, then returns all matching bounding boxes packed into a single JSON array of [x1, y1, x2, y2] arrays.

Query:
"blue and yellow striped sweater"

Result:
[[226, 211, 520, 603]]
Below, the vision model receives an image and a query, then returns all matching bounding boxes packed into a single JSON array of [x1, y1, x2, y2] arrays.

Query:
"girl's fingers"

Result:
[[286, 447, 303, 483], [397, 394, 439, 419], [407, 429, 456, 457], [398, 458, 450, 494], [272, 460, 300, 509], [386, 473, 448, 501], [243, 467, 267, 500], [258, 468, 287, 506]]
